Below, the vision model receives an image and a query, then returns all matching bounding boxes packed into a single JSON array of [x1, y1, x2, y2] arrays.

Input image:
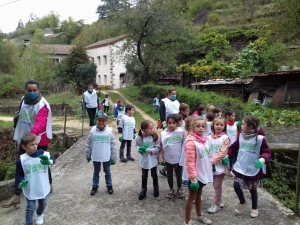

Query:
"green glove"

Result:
[[87, 158, 91, 163], [119, 135, 123, 142], [237, 120, 242, 128], [190, 178, 199, 191], [39, 155, 51, 165], [212, 165, 216, 172], [222, 156, 229, 167], [255, 159, 264, 168], [18, 180, 28, 188], [138, 147, 146, 155], [133, 134, 136, 139], [110, 160, 116, 165], [160, 162, 166, 166]]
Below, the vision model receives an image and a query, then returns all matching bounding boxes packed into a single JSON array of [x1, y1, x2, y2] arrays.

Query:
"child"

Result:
[[184, 117, 212, 225], [159, 114, 185, 199], [16, 133, 56, 225], [113, 99, 125, 125], [207, 117, 230, 213], [205, 104, 215, 113], [86, 111, 117, 195], [213, 107, 222, 117], [205, 112, 214, 137], [228, 115, 271, 218], [118, 105, 136, 162], [136, 120, 160, 200], [179, 103, 190, 130], [192, 105, 205, 117], [180, 116, 194, 187], [225, 109, 240, 176], [153, 95, 160, 113], [112, 99, 119, 119], [102, 94, 110, 113]]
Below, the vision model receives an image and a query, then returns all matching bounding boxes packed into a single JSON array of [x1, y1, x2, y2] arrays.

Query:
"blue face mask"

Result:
[[25, 91, 39, 100], [88, 89, 93, 93], [170, 95, 176, 101]]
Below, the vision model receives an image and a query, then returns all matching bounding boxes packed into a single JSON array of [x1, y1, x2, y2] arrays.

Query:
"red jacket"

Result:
[[30, 105, 49, 147]]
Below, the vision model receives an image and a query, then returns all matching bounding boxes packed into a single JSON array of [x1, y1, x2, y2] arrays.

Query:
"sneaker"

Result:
[[183, 220, 198, 225], [230, 171, 235, 177], [107, 186, 114, 194], [182, 180, 189, 187], [207, 204, 220, 213], [165, 189, 174, 199], [235, 202, 247, 213], [127, 156, 135, 161], [195, 213, 212, 224], [220, 198, 224, 208], [177, 188, 184, 198], [159, 170, 167, 177], [36, 213, 44, 225], [250, 209, 259, 218], [120, 158, 128, 163], [90, 186, 98, 195], [138, 189, 147, 200]]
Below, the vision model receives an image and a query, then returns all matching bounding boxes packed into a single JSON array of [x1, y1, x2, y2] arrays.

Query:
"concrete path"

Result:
[[0, 91, 298, 225]]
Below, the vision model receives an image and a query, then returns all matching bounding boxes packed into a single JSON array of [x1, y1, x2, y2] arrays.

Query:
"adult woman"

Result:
[[159, 88, 180, 128], [83, 84, 100, 128], [1, 79, 52, 208]]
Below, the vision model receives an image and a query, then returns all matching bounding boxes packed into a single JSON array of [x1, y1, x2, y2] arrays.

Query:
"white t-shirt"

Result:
[[119, 115, 136, 140]]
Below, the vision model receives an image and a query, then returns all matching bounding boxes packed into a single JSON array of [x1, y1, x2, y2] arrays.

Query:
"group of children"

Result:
[[16, 99, 271, 225]]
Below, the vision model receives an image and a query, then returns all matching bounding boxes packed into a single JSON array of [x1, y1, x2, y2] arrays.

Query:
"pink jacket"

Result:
[[184, 134, 199, 179], [30, 105, 49, 147]]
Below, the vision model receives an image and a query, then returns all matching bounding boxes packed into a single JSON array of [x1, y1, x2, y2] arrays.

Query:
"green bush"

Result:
[[208, 13, 220, 26], [213, 2, 228, 9], [0, 162, 15, 181], [140, 84, 245, 119]]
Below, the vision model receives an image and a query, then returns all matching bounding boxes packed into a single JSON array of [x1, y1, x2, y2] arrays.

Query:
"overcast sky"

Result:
[[0, 0, 101, 33]]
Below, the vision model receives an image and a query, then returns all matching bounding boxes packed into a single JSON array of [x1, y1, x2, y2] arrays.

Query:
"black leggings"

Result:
[[141, 167, 158, 189], [86, 107, 97, 126], [103, 106, 109, 113], [165, 162, 182, 189], [14, 144, 52, 195], [233, 181, 258, 209]]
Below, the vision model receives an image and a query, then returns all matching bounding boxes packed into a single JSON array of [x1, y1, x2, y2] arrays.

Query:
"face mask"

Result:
[[25, 91, 39, 100], [170, 95, 176, 101], [88, 90, 93, 93]]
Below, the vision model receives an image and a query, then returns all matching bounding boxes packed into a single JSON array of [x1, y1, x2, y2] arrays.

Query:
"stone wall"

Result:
[[0, 104, 76, 116]]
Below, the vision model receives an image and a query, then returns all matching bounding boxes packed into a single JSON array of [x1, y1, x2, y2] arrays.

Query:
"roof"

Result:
[[191, 78, 252, 86], [248, 70, 300, 77], [86, 35, 128, 50], [39, 44, 74, 55]]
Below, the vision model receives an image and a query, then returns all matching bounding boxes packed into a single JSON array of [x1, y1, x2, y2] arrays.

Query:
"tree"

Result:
[[75, 63, 97, 92], [96, 0, 130, 20], [61, 17, 83, 43], [272, 0, 300, 43], [57, 46, 90, 85], [0, 36, 19, 74], [112, 0, 193, 83], [16, 20, 24, 31], [72, 24, 101, 47]]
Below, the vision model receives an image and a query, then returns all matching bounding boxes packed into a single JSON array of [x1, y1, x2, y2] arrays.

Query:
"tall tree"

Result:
[[0, 37, 19, 74], [96, 0, 130, 20], [61, 17, 84, 43], [112, 0, 193, 83]]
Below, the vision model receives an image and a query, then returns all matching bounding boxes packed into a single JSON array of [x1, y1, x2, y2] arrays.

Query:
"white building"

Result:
[[86, 35, 127, 89]]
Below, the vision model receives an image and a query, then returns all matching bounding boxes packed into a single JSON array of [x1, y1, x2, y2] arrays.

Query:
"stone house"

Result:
[[85, 35, 128, 89]]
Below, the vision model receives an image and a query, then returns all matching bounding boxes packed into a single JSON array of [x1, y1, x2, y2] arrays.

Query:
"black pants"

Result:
[[233, 181, 258, 209], [86, 107, 97, 126], [119, 140, 132, 159], [141, 167, 158, 189], [14, 145, 52, 195], [165, 162, 182, 189], [103, 106, 109, 113]]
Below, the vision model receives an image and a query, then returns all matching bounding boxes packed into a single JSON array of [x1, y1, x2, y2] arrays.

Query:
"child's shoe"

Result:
[[235, 201, 247, 213], [159, 170, 167, 177], [90, 186, 98, 195], [182, 180, 189, 187], [165, 189, 174, 199], [250, 209, 259, 218], [220, 198, 224, 208], [36, 213, 44, 225], [207, 204, 220, 213], [120, 158, 128, 163], [195, 213, 212, 224], [138, 189, 147, 200], [153, 186, 159, 197], [177, 188, 184, 198], [127, 156, 135, 161], [183, 220, 198, 225], [107, 186, 114, 194]]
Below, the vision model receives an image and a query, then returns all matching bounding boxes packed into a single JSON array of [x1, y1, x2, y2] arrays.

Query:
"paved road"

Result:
[[0, 90, 298, 225]]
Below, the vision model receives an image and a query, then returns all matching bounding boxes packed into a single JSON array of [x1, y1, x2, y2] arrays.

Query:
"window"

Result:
[[283, 82, 300, 103], [98, 75, 101, 84], [104, 75, 107, 84], [52, 58, 59, 64], [103, 55, 107, 65], [97, 56, 101, 65]]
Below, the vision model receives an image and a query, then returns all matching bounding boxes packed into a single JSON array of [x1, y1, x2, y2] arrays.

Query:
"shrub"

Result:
[[140, 84, 245, 119], [208, 13, 220, 26], [213, 2, 228, 9]]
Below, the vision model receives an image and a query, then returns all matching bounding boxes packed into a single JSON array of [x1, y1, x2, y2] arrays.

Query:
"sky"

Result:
[[0, 0, 101, 33]]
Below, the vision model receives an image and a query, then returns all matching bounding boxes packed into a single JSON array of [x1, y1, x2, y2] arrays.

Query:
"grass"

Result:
[[106, 90, 145, 131], [0, 120, 13, 128]]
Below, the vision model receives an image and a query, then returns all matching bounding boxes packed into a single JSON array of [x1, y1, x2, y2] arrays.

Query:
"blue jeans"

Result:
[[153, 105, 159, 113], [25, 197, 47, 225], [93, 161, 112, 187]]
